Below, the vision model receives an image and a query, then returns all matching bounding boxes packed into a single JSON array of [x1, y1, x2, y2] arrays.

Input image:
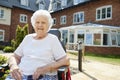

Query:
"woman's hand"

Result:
[[10, 65, 22, 80], [33, 65, 50, 80]]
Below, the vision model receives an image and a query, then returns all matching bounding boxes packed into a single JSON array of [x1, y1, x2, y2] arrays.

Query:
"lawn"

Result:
[[68, 52, 120, 66], [85, 55, 120, 66]]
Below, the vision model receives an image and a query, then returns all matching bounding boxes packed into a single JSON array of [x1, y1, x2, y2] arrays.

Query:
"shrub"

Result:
[[0, 55, 9, 80], [3, 46, 14, 53], [11, 24, 29, 50]]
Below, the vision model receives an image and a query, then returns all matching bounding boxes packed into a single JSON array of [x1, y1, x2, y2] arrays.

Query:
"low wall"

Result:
[[85, 46, 120, 56]]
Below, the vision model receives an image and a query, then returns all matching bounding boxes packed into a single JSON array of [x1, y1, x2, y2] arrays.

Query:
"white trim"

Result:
[[20, 14, 27, 23], [60, 15, 66, 25], [96, 5, 112, 21], [73, 11, 84, 24]]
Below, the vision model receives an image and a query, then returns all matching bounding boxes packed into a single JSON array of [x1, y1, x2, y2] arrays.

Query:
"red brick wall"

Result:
[[85, 46, 120, 55], [51, 0, 120, 28], [10, 7, 34, 41], [0, 24, 10, 42]]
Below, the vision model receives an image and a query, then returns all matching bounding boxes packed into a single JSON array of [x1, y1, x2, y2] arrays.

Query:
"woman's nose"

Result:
[[38, 23, 42, 27]]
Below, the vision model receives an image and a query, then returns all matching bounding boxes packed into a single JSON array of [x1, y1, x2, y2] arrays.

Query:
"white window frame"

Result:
[[53, 18, 56, 25], [73, 11, 84, 24], [60, 15, 66, 25], [21, 0, 29, 6], [61, 0, 67, 7], [96, 5, 112, 21], [0, 30, 4, 41], [20, 14, 27, 23], [0, 9, 4, 19]]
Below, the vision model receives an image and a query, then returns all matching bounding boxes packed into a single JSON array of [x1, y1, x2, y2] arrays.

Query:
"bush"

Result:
[[0, 55, 7, 65], [3, 46, 14, 53], [0, 55, 9, 80]]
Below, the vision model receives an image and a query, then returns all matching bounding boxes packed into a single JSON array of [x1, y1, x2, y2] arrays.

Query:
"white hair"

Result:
[[31, 10, 53, 32]]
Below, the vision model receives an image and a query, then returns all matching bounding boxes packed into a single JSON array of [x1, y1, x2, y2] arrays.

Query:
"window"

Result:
[[96, 5, 112, 20], [53, 18, 56, 25], [77, 30, 85, 43], [73, 12, 84, 24], [85, 33, 93, 45], [0, 30, 4, 41], [69, 30, 74, 43], [39, 3, 45, 10], [0, 9, 4, 19], [62, 30, 68, 45], [93, 34, 101, 45], [61, 0, 67, 6], [60, 15, 66, 24], [111, 30, 117, 46], [53, 3, 57, 10], [20, 14, 27, 23], [21, 0, 28, 6], [103, 29, 110, 45], [117, 34, 120, 46]]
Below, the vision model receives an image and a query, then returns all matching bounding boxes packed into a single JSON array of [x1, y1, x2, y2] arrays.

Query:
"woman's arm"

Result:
[[8, 54, 21, 68], [33, 55, 70, 79], [8, 54, 22, 80]]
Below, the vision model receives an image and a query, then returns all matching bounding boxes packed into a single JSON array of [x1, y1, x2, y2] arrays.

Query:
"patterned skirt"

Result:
[[5, 74, 58, 80]]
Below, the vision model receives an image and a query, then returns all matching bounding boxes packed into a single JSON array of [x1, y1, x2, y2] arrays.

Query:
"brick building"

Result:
[[50, 0, 120, 55], [0, 0, 50, 44]]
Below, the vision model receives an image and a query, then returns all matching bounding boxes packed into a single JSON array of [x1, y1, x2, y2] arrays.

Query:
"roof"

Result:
[[0, 0, 50, 11], [59, 23, 120, 30], [0, 0, 12, 8], [51, 0, 90, 13]]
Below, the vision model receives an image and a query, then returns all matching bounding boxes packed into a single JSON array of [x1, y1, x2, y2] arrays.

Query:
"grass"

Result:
[[85, 56, 120, 65], [68, 52, 120, 66]]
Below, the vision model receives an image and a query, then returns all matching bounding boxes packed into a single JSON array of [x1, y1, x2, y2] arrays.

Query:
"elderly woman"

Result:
[[6, 10, 70, 80]]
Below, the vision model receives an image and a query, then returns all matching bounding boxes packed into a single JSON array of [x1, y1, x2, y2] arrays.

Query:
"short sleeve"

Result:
[[52, 36, 66, 60], [14, 35, 27, 57]]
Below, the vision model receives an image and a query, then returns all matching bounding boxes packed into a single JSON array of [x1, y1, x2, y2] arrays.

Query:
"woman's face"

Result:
[[34, 15, 49, 37]]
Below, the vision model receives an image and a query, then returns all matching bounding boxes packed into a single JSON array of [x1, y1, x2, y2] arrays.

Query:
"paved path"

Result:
[[0, 52, 120, 80], [69, 54, 120, 80]]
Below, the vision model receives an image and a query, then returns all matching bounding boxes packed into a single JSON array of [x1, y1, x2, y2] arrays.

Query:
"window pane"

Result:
[[80, 13, 83, 22], [97, 10, 100, 19], [111, 34, 117, 45], [69, 30, 74, 43], [93, 34, 101, 45], [103, 34, 109, 45], [107, 7, 111, 18], [117, 34, 120, 46], [0, 10, 4, 18], [0, 31, 3, 41], [86, 33, 92, 45], [102, 8, 106, 19], [62, 30, 68, 45]]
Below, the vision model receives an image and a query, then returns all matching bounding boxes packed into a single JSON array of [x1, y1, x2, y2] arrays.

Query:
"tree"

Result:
[[11, 24, 29, 50]]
